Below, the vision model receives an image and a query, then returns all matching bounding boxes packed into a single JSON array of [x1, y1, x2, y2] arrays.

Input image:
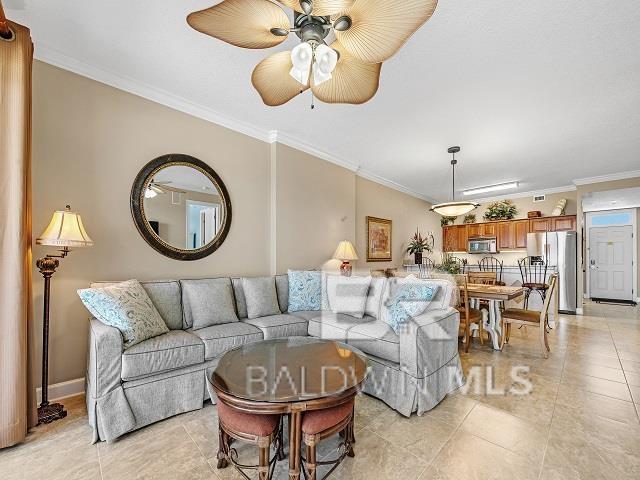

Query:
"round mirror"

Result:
[[131, 154, 232, 261]]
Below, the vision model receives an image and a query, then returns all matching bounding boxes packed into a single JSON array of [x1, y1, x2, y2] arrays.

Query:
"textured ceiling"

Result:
[[7, 0, 640, 201]]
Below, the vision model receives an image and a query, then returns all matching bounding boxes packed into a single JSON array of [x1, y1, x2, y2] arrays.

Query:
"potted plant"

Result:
[[483, 200, 517, 221], [440, 216, 457, 227], [406, 229, 434, 265], [438, 252, 462, 274], [463, 214, 476, 224]]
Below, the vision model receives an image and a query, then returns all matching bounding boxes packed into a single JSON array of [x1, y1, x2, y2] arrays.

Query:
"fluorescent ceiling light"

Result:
[[462, 182, 519, 196]]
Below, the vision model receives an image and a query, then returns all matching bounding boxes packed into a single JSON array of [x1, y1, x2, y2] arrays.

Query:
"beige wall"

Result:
[[32, 62, 272, 384], [31, 62, 435, 386], [576, 177, 640, 305], [272, 143, 356, 273], [354, 177, 441, 271]]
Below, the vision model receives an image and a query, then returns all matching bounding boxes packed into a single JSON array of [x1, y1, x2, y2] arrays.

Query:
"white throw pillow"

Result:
[[78, 279, 169, 349], [364, 277, 387, 319], [326, 275, 372, 318]]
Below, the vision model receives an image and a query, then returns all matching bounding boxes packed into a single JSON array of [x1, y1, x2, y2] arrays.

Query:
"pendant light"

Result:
[[430, 146, 479, 217]]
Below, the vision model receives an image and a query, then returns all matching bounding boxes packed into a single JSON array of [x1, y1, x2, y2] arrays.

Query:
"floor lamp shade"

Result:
[[36, 206, 93, 247]]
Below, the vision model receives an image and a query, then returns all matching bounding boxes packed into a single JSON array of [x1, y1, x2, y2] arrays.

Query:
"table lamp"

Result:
[[333, 240, 358, 277], [36, 205, 93, 424]]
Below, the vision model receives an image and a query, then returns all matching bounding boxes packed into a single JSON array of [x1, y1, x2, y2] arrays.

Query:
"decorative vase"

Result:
[[414, 252, 423, 265]]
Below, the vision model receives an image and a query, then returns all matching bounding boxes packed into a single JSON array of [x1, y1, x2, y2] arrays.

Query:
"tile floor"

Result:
[[1, 301, 639, 479]]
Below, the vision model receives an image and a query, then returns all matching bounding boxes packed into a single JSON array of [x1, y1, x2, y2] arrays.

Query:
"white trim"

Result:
[[573, 170, 640, 186], [576, 307, 584, 315], [356, 168, 437, 203], [471, 185, 576, 204], [36, 377, 85, 404], [271, 131, 360, 172], [584, 209, 637, 302]]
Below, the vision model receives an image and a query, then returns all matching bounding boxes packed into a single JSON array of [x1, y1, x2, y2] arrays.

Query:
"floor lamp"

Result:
[[35, 205, 93, 424]]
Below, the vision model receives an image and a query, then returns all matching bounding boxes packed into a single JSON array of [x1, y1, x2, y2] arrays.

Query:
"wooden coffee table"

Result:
[[211, 337, 368, 480]]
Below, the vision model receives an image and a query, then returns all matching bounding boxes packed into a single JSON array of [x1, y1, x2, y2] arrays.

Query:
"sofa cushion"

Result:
[[192, 323, 263, 360], [231, 278, 248, 319], [242, 277, 281, 319], [181, 278, 239, 329], [121, 330, 204, 380], [326, 275, 372, 318], [348, 321, 400, 363], [275, 275, 289, 313], [288, 310, 321, 322], [141, 281, 183, 330], [243, 314, 308, 340], [288, 270, 322, 312], [78, 280, 169, 349], [364, 277, 387, 319], [307, 313, 375, 341]]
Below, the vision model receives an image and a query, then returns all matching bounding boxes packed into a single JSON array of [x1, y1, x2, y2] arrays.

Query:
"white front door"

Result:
[[589, 226, 634, 301]]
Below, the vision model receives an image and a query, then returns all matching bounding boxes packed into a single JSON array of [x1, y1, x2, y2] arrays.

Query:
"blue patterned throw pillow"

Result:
[[288, 270, 322, 312], [78, 279, 169, 349], [384, 282, 439, 333]]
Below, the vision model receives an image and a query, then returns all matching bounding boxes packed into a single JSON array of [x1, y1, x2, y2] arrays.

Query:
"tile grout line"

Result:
[[536, 313, 568, 480]]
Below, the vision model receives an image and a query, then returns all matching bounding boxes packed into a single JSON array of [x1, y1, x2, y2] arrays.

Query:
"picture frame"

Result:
[[366, 216, 392, 262]]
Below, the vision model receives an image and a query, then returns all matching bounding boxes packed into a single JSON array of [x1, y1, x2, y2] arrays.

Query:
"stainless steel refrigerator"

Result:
[[526, 231, 577, 314]]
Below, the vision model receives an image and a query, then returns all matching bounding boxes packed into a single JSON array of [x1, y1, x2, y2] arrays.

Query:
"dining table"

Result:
[[462, 284, 525, 350]]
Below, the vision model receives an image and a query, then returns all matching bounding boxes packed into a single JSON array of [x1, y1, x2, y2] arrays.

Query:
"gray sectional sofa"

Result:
[[86, 275, 464, 443]]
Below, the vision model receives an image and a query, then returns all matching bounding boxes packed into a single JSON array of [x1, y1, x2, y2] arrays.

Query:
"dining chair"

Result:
[[301, 399, 355, 480], [216, 400, 285, 480], [518, 257, 549, 309], [453, 274, 484, 353], [500, 274, 558, 358], [423, 257, 436, 270], [467, 271, 497, 285], [478, 257, 504, 284]]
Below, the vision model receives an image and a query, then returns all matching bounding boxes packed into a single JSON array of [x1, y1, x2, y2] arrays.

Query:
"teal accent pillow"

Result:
[[78, 279, 169, 349], [288, 270, 322, 312], [384, 282, 440, 334]]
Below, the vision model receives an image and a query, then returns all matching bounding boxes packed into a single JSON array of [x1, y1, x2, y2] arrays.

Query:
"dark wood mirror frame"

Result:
[[130, 154, 232, 261]]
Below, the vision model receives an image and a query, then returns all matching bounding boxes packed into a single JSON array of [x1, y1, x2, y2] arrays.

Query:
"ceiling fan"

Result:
[[187, 0, 438, 107], [145, 180, 187, 199]]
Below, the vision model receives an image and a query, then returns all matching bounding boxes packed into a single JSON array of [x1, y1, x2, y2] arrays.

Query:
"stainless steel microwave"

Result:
[[468, 237, 498, 254]]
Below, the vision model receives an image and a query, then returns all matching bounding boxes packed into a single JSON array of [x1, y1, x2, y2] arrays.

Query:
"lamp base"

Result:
[[340, 262, 353, 277], [37, 402, 67, 425]]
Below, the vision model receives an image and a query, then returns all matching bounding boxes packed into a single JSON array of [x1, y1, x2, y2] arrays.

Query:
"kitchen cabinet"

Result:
[[514, 220, 529, 249], [529, 218, 551, 233], [441, 215, 576, 252], [552, 216, 577, 231]]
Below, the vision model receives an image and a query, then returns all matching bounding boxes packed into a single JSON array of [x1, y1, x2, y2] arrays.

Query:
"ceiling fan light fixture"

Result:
[[290, 42, 313, 84], [144, 188, 158, 199], [313, 44, 338, 85]]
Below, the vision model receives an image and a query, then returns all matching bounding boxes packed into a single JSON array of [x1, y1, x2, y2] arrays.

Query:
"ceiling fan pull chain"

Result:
[[311, 90, 315, 109]]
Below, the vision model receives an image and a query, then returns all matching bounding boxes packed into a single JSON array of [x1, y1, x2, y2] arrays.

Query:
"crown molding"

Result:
[[34, 43, 272, 143], [471, 185, 576, 204], [356, 168, 437, 204], [573, 170, 640, 186]]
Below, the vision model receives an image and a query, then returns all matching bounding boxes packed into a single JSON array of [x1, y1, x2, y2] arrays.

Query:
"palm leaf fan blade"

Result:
[[334, 0, 438, 64], [252, 51, 309, 106], [187, 0, 290, 49]]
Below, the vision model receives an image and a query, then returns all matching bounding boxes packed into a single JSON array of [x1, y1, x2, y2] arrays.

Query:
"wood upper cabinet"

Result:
[[529, 218, 551, 233], [497, 221, 514, 249], [552, 215, 577, 231], [456, 225, 468, 252], [443, 226, 458, 252], [467, 224, 481, 238], [481, 223, 497, 237], [514, 219, 529, 249]]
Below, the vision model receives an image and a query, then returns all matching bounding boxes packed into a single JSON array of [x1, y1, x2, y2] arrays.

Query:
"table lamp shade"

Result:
[[333, 240, 358, 261], [36, 206, 93, 247]]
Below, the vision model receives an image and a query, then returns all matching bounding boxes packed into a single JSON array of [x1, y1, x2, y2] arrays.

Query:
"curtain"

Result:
[[0, 19, 36, 449]]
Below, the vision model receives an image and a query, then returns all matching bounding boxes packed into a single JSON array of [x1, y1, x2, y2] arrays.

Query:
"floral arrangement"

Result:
[[463, 214, 476, 224], [483, 200, 517, 221], [440, 216, 457, 227], [406, 229, 434, 255], [438, 252, 463, 274]]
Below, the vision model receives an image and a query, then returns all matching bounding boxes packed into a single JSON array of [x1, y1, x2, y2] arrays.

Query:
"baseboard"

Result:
[[36, 377, 85, 404], [576, 308, 584, 315]]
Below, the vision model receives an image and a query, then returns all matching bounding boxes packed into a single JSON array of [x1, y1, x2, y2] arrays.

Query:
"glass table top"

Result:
[[211, 337, 368, 403]]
